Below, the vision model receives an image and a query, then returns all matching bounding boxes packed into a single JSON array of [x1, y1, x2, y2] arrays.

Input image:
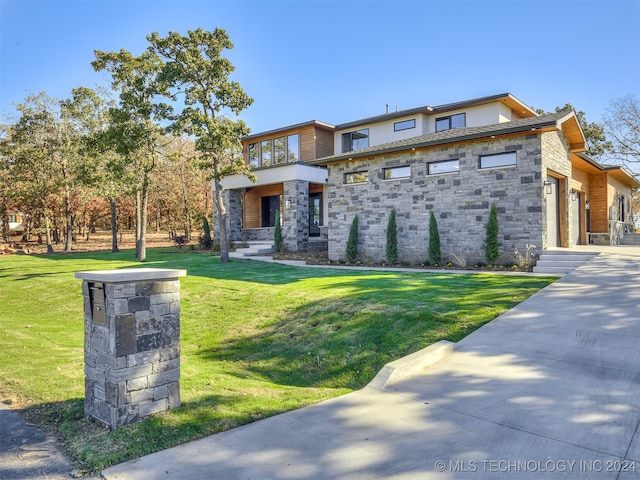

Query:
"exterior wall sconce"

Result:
[[285, 199, 291, 210], [543, 180, 552, 194], [570, 189, 578, 201]]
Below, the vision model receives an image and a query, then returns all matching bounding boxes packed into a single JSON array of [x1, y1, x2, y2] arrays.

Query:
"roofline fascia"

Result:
[[242, 120, 335, 142], [311, 118, 562, 166]]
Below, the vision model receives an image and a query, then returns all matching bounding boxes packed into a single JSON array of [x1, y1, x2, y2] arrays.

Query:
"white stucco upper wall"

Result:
[[220, 163, 328, 190], [334, 102, 518, 154]]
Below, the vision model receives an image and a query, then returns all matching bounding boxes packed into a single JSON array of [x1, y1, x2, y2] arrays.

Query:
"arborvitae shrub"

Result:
[[485, 203, 499, 265], [274, 210, 283, 252], [386, 209, 397, 264], [346, 214, 359, 263], [429, 210, 441, 264]]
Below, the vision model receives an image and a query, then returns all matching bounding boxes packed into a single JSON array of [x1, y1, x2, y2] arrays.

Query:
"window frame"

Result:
[[248, 143, 259, 168], [394, 119, 416, 132], [435, 113, 466, 132], [260, 139, 273, 167], [383, 165, 411, 180], [341, 128, 370, 153], [479, 152, 517, 169], [427, 159, 460, 176], [344, 171, 369, 185]]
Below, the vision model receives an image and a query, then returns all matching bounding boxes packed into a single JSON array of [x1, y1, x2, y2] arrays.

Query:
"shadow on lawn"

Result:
[[201, 274, 552, 390]]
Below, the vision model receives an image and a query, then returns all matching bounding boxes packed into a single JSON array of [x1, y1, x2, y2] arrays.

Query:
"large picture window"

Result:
[[479, 152, 517, 169], [249, 133, 300, 168], [435, 113, 466, 132], [342, 129, 369, 153]]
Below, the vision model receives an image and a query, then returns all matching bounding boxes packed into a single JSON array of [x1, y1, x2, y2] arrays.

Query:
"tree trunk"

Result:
[[214, 180, 229, 262], [109, 196, 119, 253], [135, 189, 142, 260], [64, 186, 73, 252], [180, 163, 191, 242], [137, 180, 148, 262], [44, 211, 54, 254]]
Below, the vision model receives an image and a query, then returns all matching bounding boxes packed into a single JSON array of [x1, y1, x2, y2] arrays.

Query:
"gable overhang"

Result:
[[431, 92, 537, 118], [573, 152, 640, 188]]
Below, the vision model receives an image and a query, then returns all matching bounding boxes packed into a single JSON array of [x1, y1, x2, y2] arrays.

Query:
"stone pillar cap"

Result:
[[75, 268, 187, 283]]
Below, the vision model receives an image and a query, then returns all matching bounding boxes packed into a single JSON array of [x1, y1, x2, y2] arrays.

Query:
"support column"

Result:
[[283, 180, 309, 252]]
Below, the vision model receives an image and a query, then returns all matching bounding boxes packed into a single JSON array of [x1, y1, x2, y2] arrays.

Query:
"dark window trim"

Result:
[[427, 159, 460, 175], [394, 119, 416, 132], [435, 112, 466, 132], [344, 171, 369, 184], [479, 151, 517, 169], [249, 133, 301, 168], [383, 165, 411, 180]]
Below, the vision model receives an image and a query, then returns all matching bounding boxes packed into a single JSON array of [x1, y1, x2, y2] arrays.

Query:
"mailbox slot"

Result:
[[89, 282, 106, 327]]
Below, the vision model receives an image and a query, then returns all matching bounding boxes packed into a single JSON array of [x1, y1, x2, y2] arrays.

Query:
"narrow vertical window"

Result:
[[261, 139, 272, 166], [287, 134, 299, 162], [248, 143, 258, 168]]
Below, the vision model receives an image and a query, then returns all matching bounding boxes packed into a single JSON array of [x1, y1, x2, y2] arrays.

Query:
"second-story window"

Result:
[[249, 133, 300, 168], [342, 128, 369, 153], [394, 119, 416, 131], [248, 143, 259, 168], [274, 137, 286, 164], [435, 113, 466, 132], [261, 139, 272, 166], [287, 134, 299, 162]]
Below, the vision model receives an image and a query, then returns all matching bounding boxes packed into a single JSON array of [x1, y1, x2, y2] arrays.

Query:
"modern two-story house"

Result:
[[219, 93, 638, 263]]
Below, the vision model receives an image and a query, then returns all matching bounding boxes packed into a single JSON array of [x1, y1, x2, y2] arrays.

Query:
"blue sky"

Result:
[[1, 0, 639, 134]]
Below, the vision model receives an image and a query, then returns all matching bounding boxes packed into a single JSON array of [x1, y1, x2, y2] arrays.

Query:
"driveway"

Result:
[[103, 247, 640, 479]]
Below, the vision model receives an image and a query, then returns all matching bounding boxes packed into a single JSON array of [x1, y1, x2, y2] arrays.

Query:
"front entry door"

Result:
[[546, 177, 560, 247], [309, 193, 322, 237]]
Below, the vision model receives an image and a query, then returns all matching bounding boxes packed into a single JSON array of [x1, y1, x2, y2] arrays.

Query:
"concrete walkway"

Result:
[[102, 246, 640, 479]]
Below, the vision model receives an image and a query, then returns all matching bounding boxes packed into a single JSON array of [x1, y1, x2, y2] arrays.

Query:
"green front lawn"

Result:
[[0, 249, 555, 473]]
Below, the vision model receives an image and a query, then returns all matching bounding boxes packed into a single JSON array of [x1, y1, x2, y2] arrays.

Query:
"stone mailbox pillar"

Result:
[[75, 268, 186, 429]]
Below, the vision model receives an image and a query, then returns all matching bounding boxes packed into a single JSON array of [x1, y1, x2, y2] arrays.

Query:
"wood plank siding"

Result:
[[244, 184, 284, 229]]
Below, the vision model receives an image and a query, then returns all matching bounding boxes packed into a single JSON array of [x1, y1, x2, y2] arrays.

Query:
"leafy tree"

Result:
[[147, 28, 254, 263], [536, 104, 612, 159], [603, 94, 640, 174], [62, 86, 123, 252], [428, 210, 441, 264], [386, 209, 397, 264], [485, 203, 499, 265], [93, 46, 171, 261], [346, 214, 359, 263], [273, 210, 283, 253], [1, 92, 75, 253]]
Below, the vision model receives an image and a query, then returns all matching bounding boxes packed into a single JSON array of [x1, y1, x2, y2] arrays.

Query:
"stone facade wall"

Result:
[[83, 279, 181, 429], [327, 134, 548, 264], [283, 180, 309, 252], [541, 131, 573, 249]]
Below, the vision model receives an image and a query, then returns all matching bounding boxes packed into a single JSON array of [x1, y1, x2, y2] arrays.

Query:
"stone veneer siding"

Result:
[[327, 134, 550, 264], [82, 278, 181, 429], [540, 131, 573, 249], [283, 179, 309, 252]]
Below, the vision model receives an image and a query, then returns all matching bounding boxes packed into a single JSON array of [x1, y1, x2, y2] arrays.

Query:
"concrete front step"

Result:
[[231, 243, 274, 257], [532, 251, 598, 275]]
